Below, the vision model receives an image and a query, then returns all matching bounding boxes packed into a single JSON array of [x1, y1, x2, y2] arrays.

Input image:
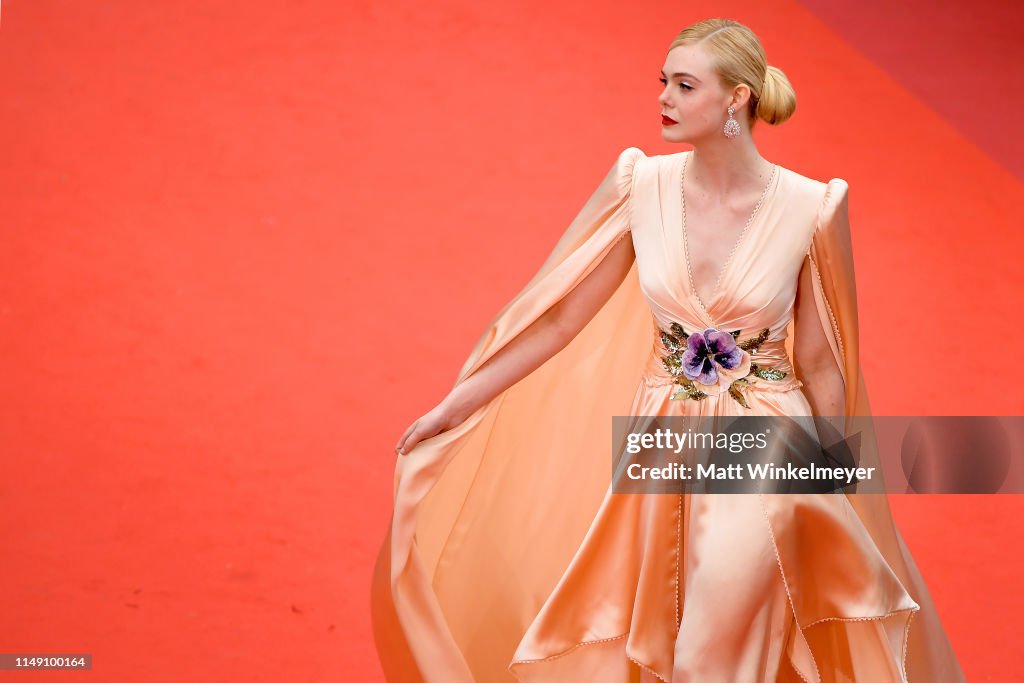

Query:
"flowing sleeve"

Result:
[[805, 178, 867, 425], [454, 146, 644, 384], [772, 179, 968, 683], [371, 147, 653, 682]]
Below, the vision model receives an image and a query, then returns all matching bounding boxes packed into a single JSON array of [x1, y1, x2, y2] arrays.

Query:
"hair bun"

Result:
[[669, 19, 798, 128]]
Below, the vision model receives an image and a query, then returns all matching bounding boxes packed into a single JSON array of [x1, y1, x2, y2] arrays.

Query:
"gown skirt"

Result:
[[370, 147, 968, 682]]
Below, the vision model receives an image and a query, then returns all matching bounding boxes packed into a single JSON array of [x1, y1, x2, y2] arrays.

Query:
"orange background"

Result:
[[0, 1, 1020, 681]]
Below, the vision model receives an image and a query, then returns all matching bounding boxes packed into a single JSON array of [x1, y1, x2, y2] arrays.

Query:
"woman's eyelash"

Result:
[[658, 77, 693, 90]]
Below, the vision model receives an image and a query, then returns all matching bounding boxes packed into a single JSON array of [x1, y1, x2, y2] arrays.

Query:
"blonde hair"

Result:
[[669, 18, 796, 127]]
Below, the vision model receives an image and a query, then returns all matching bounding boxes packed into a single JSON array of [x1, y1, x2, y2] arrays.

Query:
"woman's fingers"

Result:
[[402, 431, 421, 455], [401, 428, 429, 456], [396, 406, 454, 456], [396, 420, 419, 455]]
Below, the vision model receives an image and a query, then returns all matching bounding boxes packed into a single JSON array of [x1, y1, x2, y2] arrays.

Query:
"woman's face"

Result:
[[658, 44, 741, 143]]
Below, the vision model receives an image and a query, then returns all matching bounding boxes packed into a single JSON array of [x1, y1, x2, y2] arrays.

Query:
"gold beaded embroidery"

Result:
[[657, 323, 790, 409]]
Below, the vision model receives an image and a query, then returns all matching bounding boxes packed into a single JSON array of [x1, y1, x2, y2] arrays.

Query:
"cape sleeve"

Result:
[[805, 178, 865, 425], [782, 177, 864, 429], [371, 147, 655, 682], [774, 179, 968, 683], [455, 146, 644, 384]]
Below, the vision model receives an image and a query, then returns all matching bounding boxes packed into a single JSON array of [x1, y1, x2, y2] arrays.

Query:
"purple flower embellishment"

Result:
[[681, 327, 752, 388], [659, 323, 779, 405]]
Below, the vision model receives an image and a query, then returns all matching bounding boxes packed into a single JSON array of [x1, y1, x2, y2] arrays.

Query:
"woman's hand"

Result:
[[395, 396, 473, 456]]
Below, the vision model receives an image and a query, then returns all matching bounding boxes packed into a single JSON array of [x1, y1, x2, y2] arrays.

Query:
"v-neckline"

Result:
[[678, 150, 779, 323]]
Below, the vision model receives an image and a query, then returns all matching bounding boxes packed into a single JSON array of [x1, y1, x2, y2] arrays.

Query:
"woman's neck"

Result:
[[687, 141, 772, 199]]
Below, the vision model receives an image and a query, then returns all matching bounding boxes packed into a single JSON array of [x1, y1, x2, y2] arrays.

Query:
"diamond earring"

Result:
[[723, 105, 740, 138]]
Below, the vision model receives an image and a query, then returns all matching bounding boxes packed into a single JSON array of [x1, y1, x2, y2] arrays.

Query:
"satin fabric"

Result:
[[371, 148, 966, 682]]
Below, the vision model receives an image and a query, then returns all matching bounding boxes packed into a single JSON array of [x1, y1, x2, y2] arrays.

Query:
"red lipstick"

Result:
[[661, 114, 678, 126]]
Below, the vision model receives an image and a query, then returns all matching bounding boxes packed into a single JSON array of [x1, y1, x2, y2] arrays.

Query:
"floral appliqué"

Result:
[[658, 323, 789, 409]]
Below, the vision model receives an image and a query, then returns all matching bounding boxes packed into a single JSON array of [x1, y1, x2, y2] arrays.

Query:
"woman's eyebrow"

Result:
[[660, 70, 701, 82]]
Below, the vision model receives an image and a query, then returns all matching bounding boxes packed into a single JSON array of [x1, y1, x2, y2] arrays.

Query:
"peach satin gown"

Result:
[[371, 148, 967, 682]]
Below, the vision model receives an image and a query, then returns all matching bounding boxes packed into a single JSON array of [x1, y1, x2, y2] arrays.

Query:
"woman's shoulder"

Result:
[[616, 150, 849, 209], [612, 146, 649, 175], [614, 146, 672, 184], [777, 163, 848, 208]]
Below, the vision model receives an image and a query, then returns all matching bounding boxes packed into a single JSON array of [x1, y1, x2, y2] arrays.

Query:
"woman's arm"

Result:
[[792, 253, 845, 419], [396, 234, 636, 454]]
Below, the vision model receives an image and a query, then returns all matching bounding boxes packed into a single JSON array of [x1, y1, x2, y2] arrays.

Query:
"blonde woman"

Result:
[[373, 17, 966, 683]]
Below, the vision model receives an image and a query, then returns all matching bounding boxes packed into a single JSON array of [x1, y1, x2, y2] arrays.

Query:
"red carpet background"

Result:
[[0, 1, 1020, 681]]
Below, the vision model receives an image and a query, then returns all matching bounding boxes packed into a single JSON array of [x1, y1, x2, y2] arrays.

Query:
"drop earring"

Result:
[[723, 105, 740, 138]]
